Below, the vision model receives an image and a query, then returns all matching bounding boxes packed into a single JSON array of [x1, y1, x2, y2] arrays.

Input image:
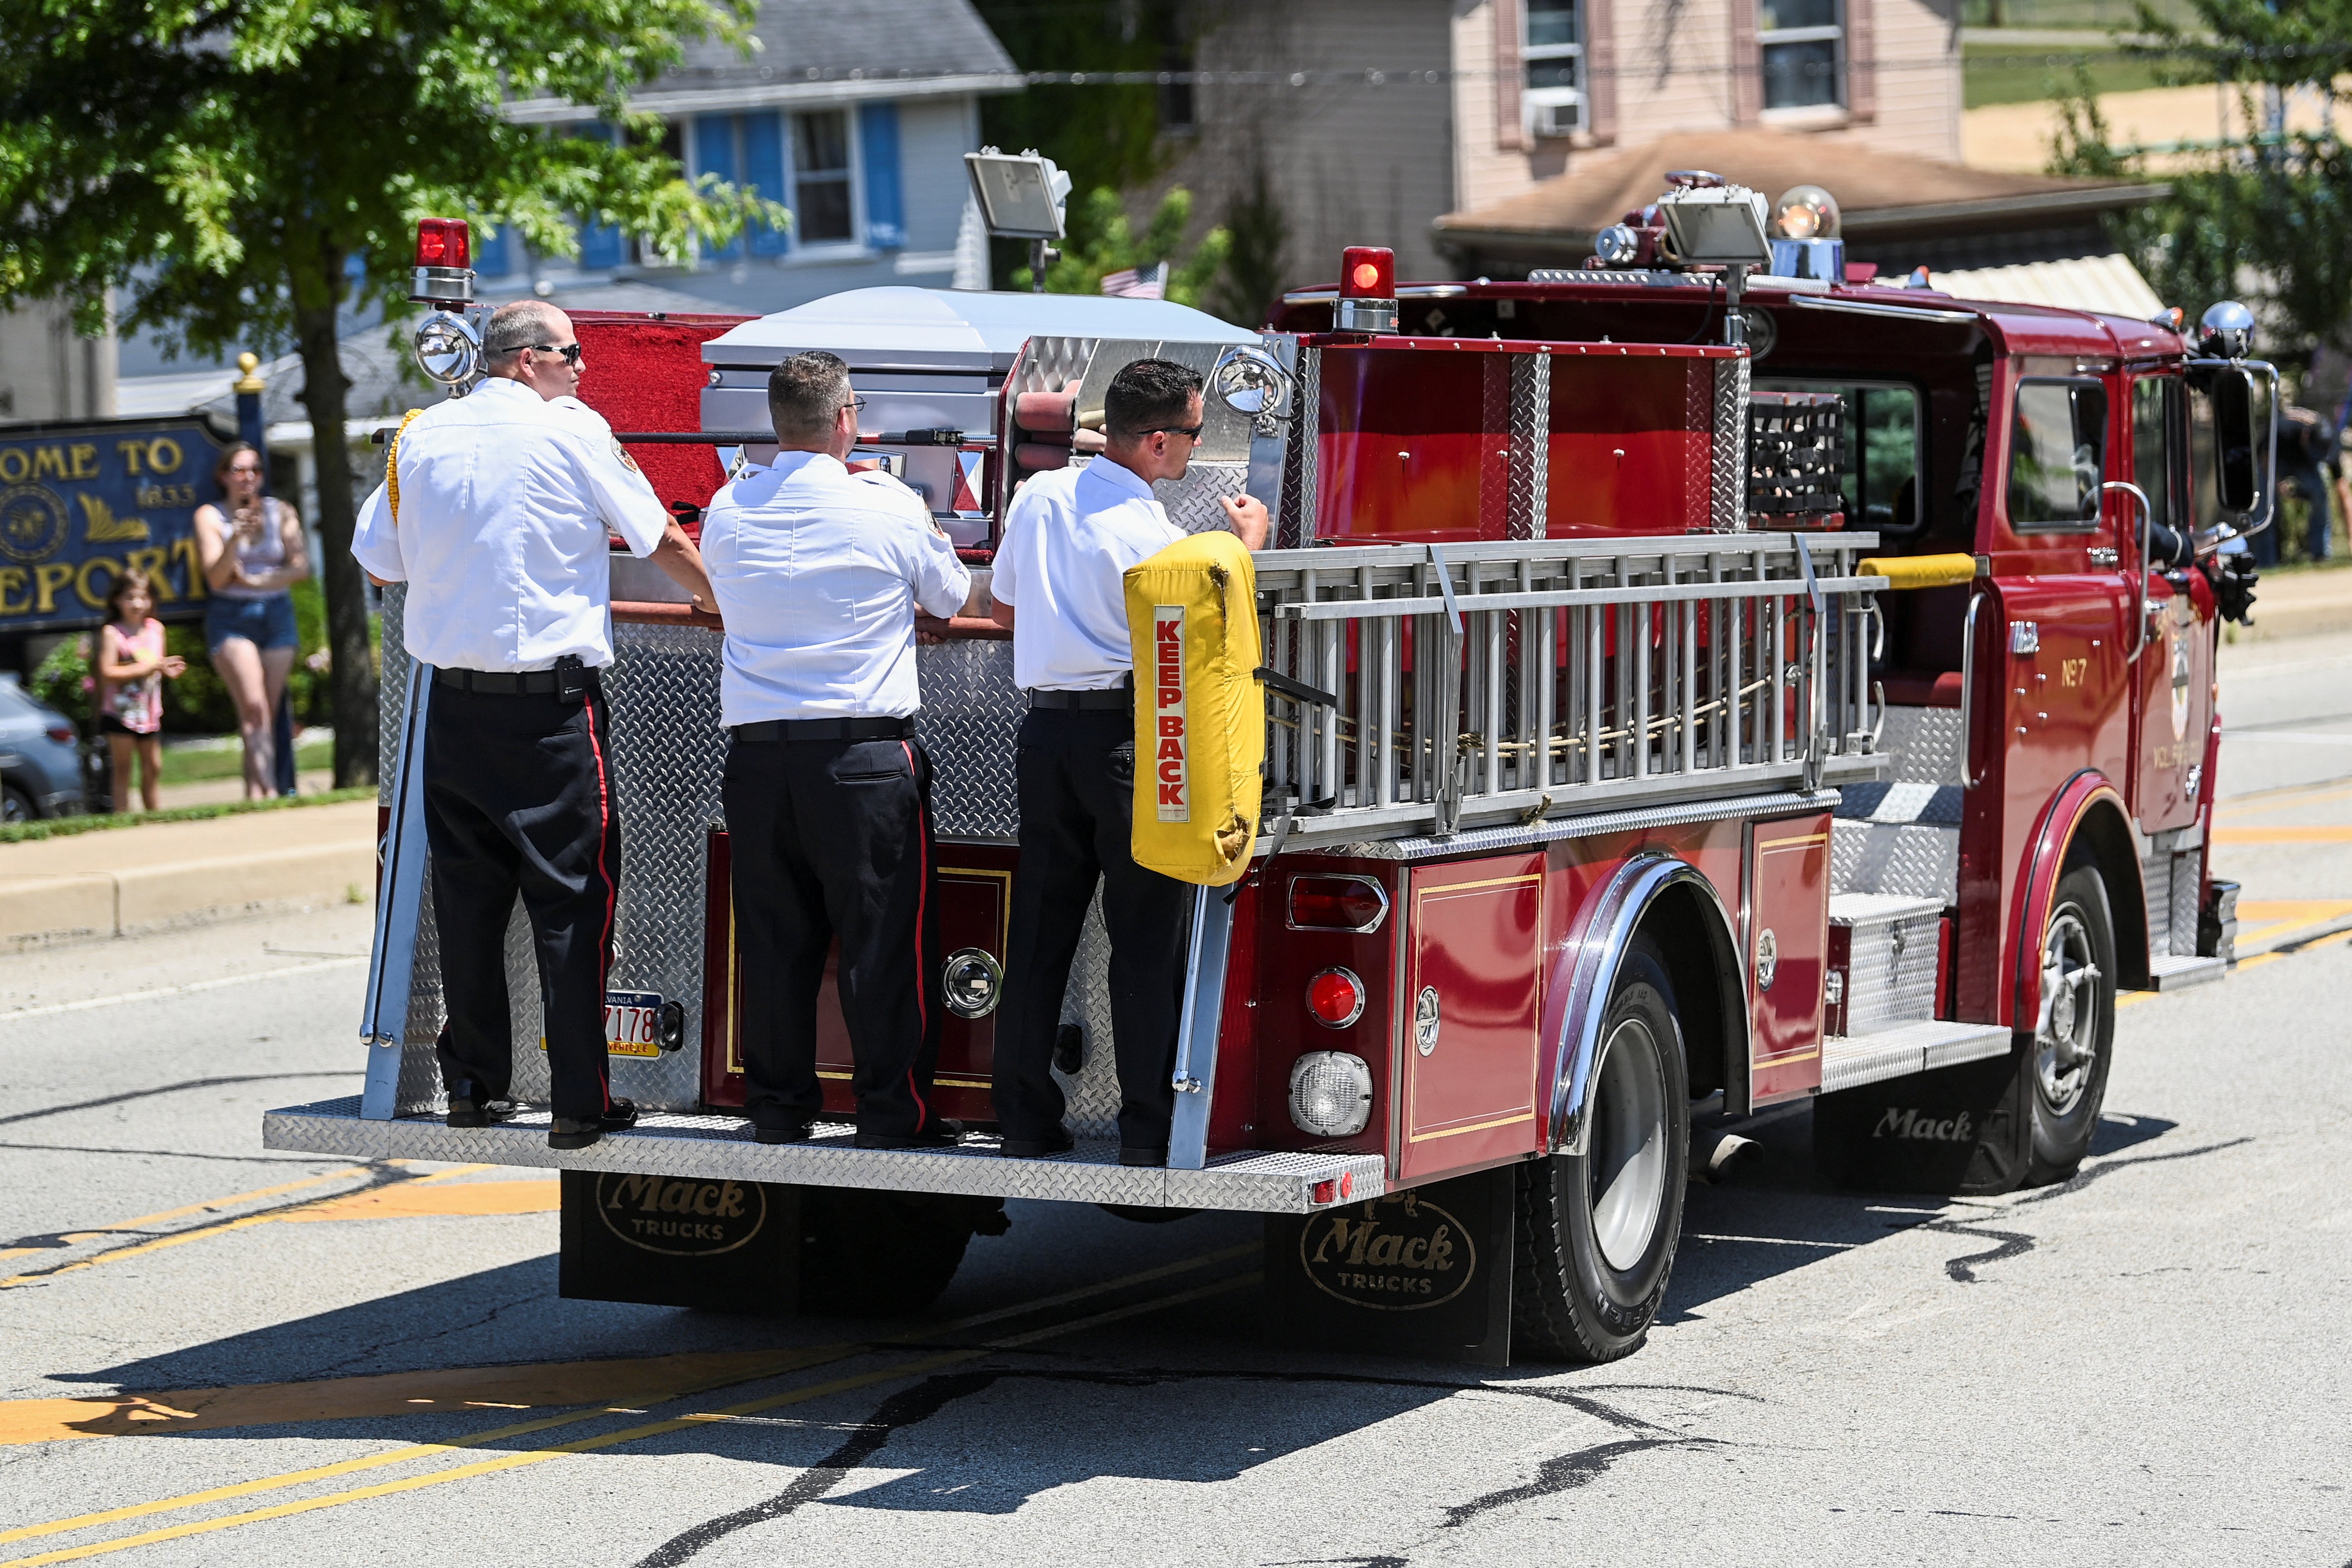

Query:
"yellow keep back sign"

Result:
[[1124, 531, 1264, 887]]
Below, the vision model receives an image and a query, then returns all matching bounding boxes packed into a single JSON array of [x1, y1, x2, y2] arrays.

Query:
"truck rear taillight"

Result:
[[1334, 245, 1397, 334], [1286, 874, 1389, 933], [44, 723, 75, 744], [1307, 966, 1366, 1029]]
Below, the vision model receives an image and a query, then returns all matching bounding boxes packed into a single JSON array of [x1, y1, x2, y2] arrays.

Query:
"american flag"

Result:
[[1099, 261, 1167, 300]]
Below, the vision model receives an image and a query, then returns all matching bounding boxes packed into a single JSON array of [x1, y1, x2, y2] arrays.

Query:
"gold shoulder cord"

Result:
[[385, 408, 425, 521]]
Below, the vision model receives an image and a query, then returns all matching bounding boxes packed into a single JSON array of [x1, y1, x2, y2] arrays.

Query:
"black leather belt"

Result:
[[1028, 687, 1132, 711], [434, 667, 599, 695], [732, 716, 911, 742]]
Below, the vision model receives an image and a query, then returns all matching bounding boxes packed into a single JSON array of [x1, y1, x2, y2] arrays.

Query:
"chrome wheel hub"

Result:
[[1589, 1016, 1668, 1272], [2035, 908, 2102, 1114]]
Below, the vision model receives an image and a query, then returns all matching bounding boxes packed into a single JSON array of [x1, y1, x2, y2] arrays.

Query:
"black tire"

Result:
[[2025, 864, 2116, 1184], [797, 1189, 1005, 1316], [0, 785, 34, 823], [1513, 936, 1691, 1363]]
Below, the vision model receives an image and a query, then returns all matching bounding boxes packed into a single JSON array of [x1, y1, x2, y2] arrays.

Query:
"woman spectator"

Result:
[[95, 568, 187, 812], [193, 443, 309, 799]]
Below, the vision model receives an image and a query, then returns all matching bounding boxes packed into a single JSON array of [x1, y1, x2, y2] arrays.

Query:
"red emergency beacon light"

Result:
[[409, 217, 476, 306], [1334, 245, 1397, 334]]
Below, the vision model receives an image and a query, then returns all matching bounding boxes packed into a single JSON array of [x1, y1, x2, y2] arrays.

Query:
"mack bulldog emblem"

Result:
[[596, 1172, 766, 1256], [1298, 1191, 1475, 1311]]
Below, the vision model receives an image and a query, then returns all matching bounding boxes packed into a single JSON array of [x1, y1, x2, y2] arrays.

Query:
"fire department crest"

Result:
[[0, 483, 69, 565], [2170, 627, 2191, 741]]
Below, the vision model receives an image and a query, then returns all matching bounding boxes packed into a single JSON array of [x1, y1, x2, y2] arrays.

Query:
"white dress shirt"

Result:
[[700, 451, 971, 725], [991, 457, 1184, 691], [351, 377, 669, 671]]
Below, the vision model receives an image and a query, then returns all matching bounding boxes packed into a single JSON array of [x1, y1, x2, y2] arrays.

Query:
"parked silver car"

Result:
[[0, 674, 86, 821]]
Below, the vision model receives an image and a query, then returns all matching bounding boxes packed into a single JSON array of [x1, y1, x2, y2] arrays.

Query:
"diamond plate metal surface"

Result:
[[2142, 848, 2171, 956], [2170, 852, 2200, 959], [1161, 460, 1252, 535], [1050, 889, 1123, 1141], [1822, 1018, 2010, 1092], [1712, 354, 1750, 532], [1279, 347, 1320, 548], [262, 1097, 1380, 1214], [1877, 706, 1964, 784], [1832, 820, 1960, 904], [1508, 352, 1551, 539], [1831, 894, 1942, 1035], [917, 638, 1023, 840]]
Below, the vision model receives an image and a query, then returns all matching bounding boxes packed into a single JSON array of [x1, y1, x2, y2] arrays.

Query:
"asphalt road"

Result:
[[1, 634, 2349, 1568]]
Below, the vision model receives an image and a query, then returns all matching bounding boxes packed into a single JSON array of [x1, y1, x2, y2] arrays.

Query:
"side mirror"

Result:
[[2212, 367, 2259, 514]]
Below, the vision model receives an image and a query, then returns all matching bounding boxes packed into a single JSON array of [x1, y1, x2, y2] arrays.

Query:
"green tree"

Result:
[[1210, 161, 1291, 330], [1014, 187, 1232, 312], [2050, 1, 2352, 371], [0, 0, 770, 784]]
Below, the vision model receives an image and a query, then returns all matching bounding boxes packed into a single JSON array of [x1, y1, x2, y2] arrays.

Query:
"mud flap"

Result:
[[559, 1171, 798, 1313], [1264, 1165, 1516, 1366], [1812, 1040, 2034, 1196]]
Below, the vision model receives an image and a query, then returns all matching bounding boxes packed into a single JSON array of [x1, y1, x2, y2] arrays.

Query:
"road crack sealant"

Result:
[[631, 1366, 1755, 1568], [1924, 1135, 2257, 1282]]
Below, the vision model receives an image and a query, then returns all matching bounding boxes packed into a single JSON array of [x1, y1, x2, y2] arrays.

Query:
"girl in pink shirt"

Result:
[[96, 569, 187, 812]]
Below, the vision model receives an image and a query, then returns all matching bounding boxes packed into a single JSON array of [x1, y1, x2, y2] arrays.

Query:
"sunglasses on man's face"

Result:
[[500, 341, 583, 367], [1150, 424, 1205, 442]]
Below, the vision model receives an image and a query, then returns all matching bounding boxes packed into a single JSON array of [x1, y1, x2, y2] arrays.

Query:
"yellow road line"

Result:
[[0, 1275, 1254, 1568], [0, 1165, 487, 1291], [0, 1166, 379, 1265], [2211, 825, 2352, 844], [0, 1243, 1259, 1550]]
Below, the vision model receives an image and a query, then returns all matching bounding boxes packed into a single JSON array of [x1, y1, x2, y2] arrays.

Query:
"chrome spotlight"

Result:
[[1209, 344, 1295, 420], [412, 311, 482, 387], [2198, 300, 2254, 360]]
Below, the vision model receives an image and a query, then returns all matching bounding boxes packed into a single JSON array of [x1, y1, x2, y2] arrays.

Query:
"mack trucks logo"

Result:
[[1152, 604, 1189, 823], [1872, 1108, 1976, 1143], [595, 1172, 765, 1256], [1297, 1191, 1475, 1311]]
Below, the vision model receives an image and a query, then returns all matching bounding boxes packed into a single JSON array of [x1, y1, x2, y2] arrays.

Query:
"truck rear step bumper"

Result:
[[1821, 1018, 2014, 1094], [262, 1097, 1384, 1215]]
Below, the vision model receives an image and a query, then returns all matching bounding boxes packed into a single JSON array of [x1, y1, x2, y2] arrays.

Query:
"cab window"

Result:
[[2008, 379, 2108, 531], [1756, 379, 1923, 531], [2132, 377, 2181, 540]]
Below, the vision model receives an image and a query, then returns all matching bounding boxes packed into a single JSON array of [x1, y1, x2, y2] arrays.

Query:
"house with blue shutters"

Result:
[[478, 0, 1018, 311]]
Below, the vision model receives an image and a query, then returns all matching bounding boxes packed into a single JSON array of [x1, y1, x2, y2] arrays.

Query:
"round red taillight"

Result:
[[1307, 967, 1366, 1029]]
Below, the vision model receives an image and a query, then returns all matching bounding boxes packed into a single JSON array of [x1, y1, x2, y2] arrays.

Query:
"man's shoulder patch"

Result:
[[611, 437, 641, 473]]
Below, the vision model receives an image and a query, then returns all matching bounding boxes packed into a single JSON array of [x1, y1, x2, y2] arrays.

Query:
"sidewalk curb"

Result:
[[1, 842, 374, 949]]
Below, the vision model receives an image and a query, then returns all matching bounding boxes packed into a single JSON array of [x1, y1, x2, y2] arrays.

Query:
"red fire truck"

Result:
[[267, 185, 2276, 1365]]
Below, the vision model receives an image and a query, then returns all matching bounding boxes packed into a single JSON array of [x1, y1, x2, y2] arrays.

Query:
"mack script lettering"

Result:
[[594, 1173, 764, 1257], [1297, 1197, 1477, 1312], [1873, 1108, 1976, 1142]]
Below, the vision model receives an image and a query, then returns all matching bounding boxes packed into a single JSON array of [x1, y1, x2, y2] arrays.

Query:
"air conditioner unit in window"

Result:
[[1529, 98, 1585, 138]]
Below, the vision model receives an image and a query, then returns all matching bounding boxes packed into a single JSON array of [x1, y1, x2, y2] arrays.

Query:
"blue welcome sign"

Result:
[[0, 416, 227, 633]]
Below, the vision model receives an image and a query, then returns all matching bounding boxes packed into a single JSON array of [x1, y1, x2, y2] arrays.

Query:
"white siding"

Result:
[[897, 97, 982, 255]]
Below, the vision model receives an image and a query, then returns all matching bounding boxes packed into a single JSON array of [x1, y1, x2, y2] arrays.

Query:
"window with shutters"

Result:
[[1522, 0, 1585, 137], [792, 110, 857, 246], [1759, 0, 1843, 111]]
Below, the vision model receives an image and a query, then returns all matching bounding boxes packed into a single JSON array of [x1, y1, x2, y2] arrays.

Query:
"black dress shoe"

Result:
[[446, 1094, 518, 1129], [752, 1119, 813, 1145], [855, 1117, 965, 1150], [549, 1098, 638, 1150], [1117, 1146, 1168, 1168], [1000, 1126, 1075, 1159]]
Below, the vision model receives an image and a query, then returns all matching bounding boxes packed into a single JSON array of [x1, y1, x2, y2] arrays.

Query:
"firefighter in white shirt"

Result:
[[987, 359, 1268, 1165], [701, 351, 973, 1148], [352, 300, 715, 1152]]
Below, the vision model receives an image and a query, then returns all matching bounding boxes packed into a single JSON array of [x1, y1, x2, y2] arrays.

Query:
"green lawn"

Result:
[[1963, 41, 2175, 109], [158, 737, 335, 785]]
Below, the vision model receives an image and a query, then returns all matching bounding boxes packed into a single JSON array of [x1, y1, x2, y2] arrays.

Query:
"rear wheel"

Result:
[[797, 1189, 1007, 1316], [0, 785, 35, 823], [2026, 865, 2116, 1184], [1514, 937, 1690, 1363]]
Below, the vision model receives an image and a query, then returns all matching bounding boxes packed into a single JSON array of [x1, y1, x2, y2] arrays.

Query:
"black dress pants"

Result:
[[994, 707, 1192, 1152], [425, 681, 619, 1121], [722, 733, 944, 1138]]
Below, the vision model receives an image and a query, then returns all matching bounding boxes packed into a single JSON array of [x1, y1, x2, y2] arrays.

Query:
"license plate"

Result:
[[540, 990, 665, 1059]]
